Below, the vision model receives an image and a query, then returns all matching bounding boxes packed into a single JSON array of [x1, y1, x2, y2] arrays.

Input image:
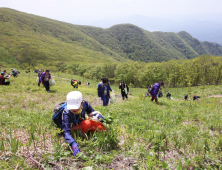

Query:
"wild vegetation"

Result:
[[0, 68, 222, 169], [1, 8, 222, 66], [1, 7, 222, 169]]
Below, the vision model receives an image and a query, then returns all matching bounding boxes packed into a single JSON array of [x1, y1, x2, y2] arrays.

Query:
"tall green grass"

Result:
[[0, 68, 221, 169]]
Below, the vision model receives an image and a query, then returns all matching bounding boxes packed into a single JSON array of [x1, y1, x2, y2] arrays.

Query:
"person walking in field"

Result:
[[150, 81, 164, 103], [41, 70, 52, 92], [119, 81, 129, 100], [38, 70, 43, 86], [193, 95, 200, 101], [53, 91, 106, 156], [97, 78, 114, 106], [97, 78, 103, 90]]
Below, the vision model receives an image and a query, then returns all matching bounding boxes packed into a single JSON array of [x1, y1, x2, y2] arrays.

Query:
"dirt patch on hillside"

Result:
[[106, 156, 136, 170], [84, 94, 124, 107], [52, 76, 69, 81], [206, 94, 222, 98]]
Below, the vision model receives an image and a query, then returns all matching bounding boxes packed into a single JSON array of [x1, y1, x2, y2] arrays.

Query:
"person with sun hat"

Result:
[[61, 91, 106, 156]]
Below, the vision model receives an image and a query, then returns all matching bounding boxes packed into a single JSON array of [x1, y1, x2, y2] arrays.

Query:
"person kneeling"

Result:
[[55, 91, 106, 156], [0, 72, 10, 85]]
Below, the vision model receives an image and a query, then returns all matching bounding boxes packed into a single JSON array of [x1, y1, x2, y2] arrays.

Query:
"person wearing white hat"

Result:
[[62, 91, 106, 156]]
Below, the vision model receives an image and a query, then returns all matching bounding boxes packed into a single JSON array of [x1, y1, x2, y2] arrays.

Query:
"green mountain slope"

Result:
[[0, 46, 18, 65], [79, 24, 222, 62], [0, 8, 125, 66], [0, 8, 222, 65], [177, 31, 222, 56]]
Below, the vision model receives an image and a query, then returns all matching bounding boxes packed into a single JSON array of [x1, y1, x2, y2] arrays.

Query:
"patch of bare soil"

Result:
[[52, 76, 69, 81], [84, 94, 125, 107], [172, 98, 183, 101], [106, 156, 136, 170], [13, 130, 54, 154], [206, 94, 222, 98], [0, 106, 7, 109]]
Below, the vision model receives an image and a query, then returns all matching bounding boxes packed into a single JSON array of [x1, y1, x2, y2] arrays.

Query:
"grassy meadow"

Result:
[[0, 69, 222, 169]]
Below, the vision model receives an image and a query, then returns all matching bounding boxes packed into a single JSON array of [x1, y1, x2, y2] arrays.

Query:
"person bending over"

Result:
[[60, 91, 106, 156], [150, 82, 164, 103], [193, 95, 200, 101]]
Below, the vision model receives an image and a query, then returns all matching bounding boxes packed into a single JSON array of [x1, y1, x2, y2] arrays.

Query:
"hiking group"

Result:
[[146, 82, 202, 102], [2, 67, 203, 157]]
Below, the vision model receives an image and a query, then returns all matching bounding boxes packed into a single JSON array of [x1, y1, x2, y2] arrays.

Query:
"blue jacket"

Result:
[[38, 73, 42, 81], [97, 82, 112, 98], [62, 101, 94, 146], [150, 83, 160, 98]]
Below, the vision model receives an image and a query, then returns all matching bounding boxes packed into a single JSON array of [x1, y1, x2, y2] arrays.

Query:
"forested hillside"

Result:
[[56, 55, 222, 88], [1, 8, 222, 66], [0, 8, 125, 68]]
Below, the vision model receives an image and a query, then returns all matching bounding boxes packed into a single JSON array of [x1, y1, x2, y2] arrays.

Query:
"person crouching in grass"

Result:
[[62, 91, 106, 156]]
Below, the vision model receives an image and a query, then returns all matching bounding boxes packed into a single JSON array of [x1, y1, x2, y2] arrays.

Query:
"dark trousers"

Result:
[[121, 92, 128, 100], [43, 81, 50, 91], [38, 79, 41, 86], [2, 81, 10, 85], [72, 84, 78, 88], [102, 95, 109, 106], [151, 95, 158, 102]]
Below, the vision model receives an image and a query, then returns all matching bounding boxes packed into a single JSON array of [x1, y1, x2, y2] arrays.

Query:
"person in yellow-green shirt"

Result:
[[71, 79, 81, 88]]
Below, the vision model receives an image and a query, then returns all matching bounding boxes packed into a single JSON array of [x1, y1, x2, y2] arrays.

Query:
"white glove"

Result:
[[112, 90, 114, 92], [99, 97, 102, 100]]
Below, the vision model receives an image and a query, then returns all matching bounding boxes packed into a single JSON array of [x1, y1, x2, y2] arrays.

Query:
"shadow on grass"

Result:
[[156, 101, 169, 106], [49, 89, 57, 93]]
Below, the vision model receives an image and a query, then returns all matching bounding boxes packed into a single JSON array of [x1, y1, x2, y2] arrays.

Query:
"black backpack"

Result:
[[148, 84, 154, 93]]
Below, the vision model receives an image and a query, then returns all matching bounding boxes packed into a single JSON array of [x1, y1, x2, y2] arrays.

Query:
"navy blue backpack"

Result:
[[52, 101, 88, 129], [52, 102, 67, 129]]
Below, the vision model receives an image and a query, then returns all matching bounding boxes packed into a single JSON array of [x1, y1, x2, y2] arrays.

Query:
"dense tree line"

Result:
[[2, 52, 221, 87], [28, 55, 222, 87]]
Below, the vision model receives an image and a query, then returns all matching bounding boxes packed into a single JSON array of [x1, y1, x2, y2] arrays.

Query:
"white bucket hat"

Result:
[[66, 91, 82, 110]]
